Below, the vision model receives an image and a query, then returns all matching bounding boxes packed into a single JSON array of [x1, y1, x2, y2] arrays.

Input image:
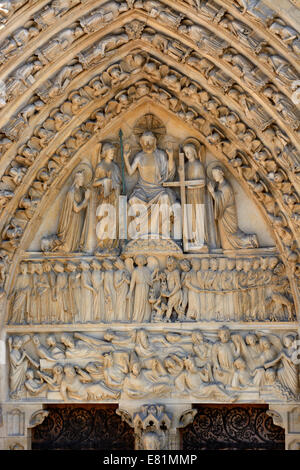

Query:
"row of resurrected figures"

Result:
[[8, 327, 299, 401], [8, 255, 294, 325]]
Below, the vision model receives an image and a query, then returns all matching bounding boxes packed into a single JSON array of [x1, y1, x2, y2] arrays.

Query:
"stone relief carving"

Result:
[[7, 327, 299, 402], [7, 254, 296, 325], [0, 3, 299, 452]]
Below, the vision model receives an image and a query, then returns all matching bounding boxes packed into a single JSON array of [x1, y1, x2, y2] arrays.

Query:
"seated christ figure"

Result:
[[124, 131, 179, 240]]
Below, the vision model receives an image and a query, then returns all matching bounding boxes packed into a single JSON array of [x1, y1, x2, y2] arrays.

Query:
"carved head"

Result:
[[53, 364, 63, 376], [218, 327, 230, 343], [19, 262, 27, 274], [26, 369, 34, 380], [252, 258, 260, 270], [134, 255, 147, 266], [268, 257, 278, 269], [260, 337, 271, 350], [191, 331, 203, 344], [183, 143, 198, 161], [283, 335, 295, 349], [35, 263, 43, 274], [114, 258, 125, 270], [80, 261, 90, 271], [211, 166, 225, 183], [201, 258, 209, 270], [74, 170, 85, 187], [140, 131, 157, 154], [60, 333, 74, 348], [54, 262, 64, 273], [43, 261, 52, 273], [191, 258, 201, 270], [32, 335, 40, 346], [210, 258, 218, 271], [235, 259, 243, 271], [66, 262, 77, 272], [103, 260, 114, 270], [166, 256, 177, 271], [242, 259, 251, 272], [46, 335, 56, 347], [102, 142, 115, 161], [245, 334, 258, 346], [226, 258, 236, 270], [90, 259, 102, 270], [179, 259, 190, 272]]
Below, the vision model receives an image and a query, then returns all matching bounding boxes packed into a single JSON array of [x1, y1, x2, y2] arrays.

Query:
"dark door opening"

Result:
[[31, 404, 135, 450]]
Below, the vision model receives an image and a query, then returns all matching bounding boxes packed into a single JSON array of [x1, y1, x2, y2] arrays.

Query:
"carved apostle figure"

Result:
[[207, 162, 258, 250], [124, 131, 177, 239], [93, 142, 122, 254]]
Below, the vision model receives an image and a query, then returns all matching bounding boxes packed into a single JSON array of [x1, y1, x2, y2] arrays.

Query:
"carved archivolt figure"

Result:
[[207, 162, 258, 250]]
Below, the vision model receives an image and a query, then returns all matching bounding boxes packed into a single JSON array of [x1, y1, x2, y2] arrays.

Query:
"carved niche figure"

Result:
[[8, 335, 38, 399], [211, 327, 240, 386], [102, 259, 117, 322], [207, 162, 259, 250], [114, 257, 131, 322], [93, 142, 121, 254], [9, 262, 30, 324], [181, 139, 208, 250], [185, 258, 202, 321], [65, 262, 81, 322], [124, 130, 177, 239], [79, 261, 95, 323], [53, 262, 69, 323], [90, 259, 105, 322], [128, 255, 152, 323], [42, 163, 92, 252], [264, 334, 299, 397], [163, 256, 183, 321]]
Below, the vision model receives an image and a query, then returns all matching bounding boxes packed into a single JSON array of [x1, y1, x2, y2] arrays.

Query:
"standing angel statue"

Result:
[[93, 142, 122, 254]]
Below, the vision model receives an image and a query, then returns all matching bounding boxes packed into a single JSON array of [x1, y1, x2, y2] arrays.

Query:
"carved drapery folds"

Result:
[[7, 254, 296, 325], [6, 326, 300, 403]]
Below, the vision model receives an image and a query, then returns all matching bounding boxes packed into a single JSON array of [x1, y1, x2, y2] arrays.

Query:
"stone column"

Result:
[[0, 403, 49, 450], [268, 404, 300, 450], [116, 403, 197, 450]]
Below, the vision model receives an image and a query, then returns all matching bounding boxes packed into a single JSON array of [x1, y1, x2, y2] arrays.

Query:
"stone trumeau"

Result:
[[0, 0, 299, 451]]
